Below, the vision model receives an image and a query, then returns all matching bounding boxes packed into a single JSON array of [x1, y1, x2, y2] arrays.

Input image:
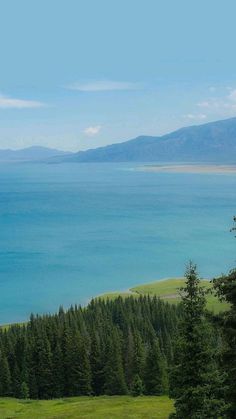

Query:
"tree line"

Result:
[[0, 294, 181, 400]]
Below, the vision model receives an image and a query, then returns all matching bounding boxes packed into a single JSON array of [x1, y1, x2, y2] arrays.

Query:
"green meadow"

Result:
[[0, 396, 174, 418], [100, 277, 228, 313]]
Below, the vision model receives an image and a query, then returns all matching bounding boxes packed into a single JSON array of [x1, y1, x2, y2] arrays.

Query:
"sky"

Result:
[[1, 0, 236, 151]]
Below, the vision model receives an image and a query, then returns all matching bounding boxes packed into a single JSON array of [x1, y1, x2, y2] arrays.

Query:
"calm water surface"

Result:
[[0, 162, 235, 323]]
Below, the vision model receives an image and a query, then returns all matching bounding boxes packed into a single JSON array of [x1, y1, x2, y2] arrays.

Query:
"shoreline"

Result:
[[137, 164, 236, 174], [0, 276, 225, 327]]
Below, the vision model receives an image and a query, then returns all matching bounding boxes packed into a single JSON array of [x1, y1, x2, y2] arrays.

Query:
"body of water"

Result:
[[0, 162, 235, 323]]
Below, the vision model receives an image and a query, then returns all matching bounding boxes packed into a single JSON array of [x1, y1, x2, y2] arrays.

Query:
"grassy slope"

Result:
[[100, 277, 228, 313], [0, 396, 174, 418]]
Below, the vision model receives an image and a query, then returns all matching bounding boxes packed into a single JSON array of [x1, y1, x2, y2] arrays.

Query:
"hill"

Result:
[[0, 146, 70, 162], [0, 396, 174, 418], [99, 277, 229, 313], [62, 117, 236, 163]]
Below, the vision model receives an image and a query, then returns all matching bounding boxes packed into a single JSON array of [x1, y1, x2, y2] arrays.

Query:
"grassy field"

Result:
[[100, 277, 228, 313], [0, 396, 174, 418]]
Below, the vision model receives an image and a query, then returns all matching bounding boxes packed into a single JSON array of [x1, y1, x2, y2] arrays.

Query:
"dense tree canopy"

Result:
[[0, 296, 181, 399]]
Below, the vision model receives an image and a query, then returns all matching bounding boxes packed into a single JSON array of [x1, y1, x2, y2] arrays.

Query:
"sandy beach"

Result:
[[138, 164, 236, 174]]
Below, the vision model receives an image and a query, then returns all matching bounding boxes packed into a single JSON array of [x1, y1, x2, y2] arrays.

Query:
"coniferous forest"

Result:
[[0, 296, 180, 400], [0, 237, 235, 418]]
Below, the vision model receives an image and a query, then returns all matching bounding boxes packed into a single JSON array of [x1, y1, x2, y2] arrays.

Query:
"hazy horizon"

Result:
[[1, 1, 236, 151], [1, 115, 236, 153]]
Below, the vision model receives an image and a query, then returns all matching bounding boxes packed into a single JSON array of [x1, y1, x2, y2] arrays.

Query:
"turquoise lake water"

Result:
[[0, 162, 235, 323]]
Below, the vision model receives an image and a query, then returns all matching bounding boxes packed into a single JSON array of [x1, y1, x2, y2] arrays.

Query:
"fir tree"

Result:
[[20, 381, 29, 399], [171, 262, 226, 419], [144, 339, 167, 395], [90, 329, 105, 395], [77, 339, 92, 395], [36, 336, 53, 399], [103, 331, 127, 395], [213, 268, 236, 418], [0, 350, 11, 396], [52, 341, 64, 398], [131, 374, 144, 396]]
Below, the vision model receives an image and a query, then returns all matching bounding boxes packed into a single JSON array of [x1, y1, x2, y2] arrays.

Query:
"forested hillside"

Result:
[[0, 296, 181, 399]]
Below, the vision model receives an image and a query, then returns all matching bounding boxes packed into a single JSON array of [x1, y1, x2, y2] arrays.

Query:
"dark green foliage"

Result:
[[0, 296, 180, 399], [20, 381, 29, 399], [90, 329, 105, 395], [35, 336, 53, 399], [52, 342, 64, 398], [103, 331, 127, 395], [171, 263, 226, 419], [131, 374, 144, 396], [0, 350, 11, 396], [213, 269, 236, 418], [144, 339, 168, 395]]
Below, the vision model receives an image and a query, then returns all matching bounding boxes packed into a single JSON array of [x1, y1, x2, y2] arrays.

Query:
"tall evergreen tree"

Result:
[[76, 339, 92, 395], [52, 341, 64, 398], [36, 336, 53, 399], [103, 331, 127, 395], [90, 329, 105, 395], [144, 339, 167, 395], [131, 374, 144, 396], [213, 268, 236, 418], [20, 381, 29, 399], [0, 350, 11, 396], [170, 263, 226, 418]]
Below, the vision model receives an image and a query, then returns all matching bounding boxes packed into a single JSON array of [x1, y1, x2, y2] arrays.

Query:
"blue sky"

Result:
[[0, 0, 236, 151]]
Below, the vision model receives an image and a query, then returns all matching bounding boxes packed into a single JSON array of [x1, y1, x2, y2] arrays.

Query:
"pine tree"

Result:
[[20, 381, 29, 399], [77, 339, 92, 395], [90, 329, 105, 395], [52, 341, 64, 397], [103, 331, 127, 395], [171, 262, 226, 419], [131, 374, 144, 396], [213, 268, 236, 418], [0, 350, 11, 396], [144, 339, 167, 395], [132, 332, 145, 380], [36, 336, 53, 399], [64, 329, 91, 396]]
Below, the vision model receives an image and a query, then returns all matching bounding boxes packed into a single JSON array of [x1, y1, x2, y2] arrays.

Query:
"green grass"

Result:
[[99, 277, 229, 313], [0, 396, 174, 418]]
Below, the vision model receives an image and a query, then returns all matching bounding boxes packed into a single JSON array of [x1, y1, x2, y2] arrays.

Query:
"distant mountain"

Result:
[[2, 117, 236, 164], [62, 117, 236, 163], [0, 146, 70, 162]]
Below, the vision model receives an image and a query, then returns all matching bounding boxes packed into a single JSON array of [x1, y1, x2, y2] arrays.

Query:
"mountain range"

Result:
[[62, 117, 236, 163], [0, 146, 69, 162], [1, 117, 236, 163]]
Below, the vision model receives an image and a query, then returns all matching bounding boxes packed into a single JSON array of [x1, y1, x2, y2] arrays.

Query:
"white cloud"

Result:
[[83, 125, 102, 136], [183, 113, 207, 120], [0, 94, 44, 109], [67, 80, 139, 92]]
